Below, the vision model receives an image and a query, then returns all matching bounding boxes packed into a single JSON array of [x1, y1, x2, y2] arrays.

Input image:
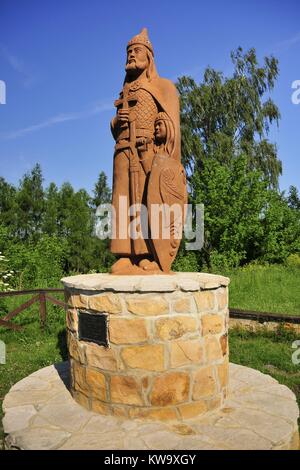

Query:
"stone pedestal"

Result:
[[61, 272, 230, 421]]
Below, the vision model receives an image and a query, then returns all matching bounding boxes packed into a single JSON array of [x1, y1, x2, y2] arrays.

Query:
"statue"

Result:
[[110, 28, 187, 274]]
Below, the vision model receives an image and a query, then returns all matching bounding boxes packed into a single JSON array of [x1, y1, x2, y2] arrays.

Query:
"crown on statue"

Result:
[[127, 28, 154, 56]]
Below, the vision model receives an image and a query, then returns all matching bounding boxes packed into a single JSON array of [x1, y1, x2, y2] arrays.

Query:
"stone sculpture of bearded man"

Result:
[[110, 28, 186, 274]]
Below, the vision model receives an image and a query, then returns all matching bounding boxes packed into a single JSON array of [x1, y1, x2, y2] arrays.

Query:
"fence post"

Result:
[[39, 292, 47, 329]]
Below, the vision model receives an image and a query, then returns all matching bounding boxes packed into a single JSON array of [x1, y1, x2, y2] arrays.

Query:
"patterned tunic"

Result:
[[114, 80, 158, 143]]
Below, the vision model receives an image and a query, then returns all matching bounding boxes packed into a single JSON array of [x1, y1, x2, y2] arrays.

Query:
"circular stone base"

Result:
[[2, 362, 299, 450]]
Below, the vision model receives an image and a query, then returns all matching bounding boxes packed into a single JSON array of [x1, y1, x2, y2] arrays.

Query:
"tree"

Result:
[[175, 47, 289, 269], [15, 164, 45, 241], [0, 177, 17, 236], [53, 184, 93, 273], [92, 171, 111, 209], [42, 182, 60, 236], [177, 47, 282, 189], [287, 185, 300, 211], [259, 190, 300, 263], [190, 155, 268, 269], [0, 164, 116, 287], [91, 171, 115, 271]]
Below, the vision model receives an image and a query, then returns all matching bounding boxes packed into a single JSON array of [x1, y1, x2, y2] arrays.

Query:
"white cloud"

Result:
[[0, 101, 113, 140], [0, 44, 37, 88], [274, 31, 300, 53]]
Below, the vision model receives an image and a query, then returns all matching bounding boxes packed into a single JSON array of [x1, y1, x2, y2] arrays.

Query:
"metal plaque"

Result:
[[78, 311, 108, 347]]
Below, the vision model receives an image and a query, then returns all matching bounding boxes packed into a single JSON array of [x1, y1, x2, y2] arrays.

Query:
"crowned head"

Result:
[[125, 28, 157, 81]]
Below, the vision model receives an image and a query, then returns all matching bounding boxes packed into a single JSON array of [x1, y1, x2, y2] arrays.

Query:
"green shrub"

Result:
[[286, 254, 300, 268], [172, 251, 199, 272], [7, 235, 67, 289]]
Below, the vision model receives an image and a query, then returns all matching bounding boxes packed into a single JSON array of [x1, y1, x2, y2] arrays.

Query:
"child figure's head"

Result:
[[154, 112, 175, 157]]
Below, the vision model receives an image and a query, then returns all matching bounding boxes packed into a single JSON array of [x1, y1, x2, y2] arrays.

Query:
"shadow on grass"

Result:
[[57, 328, 68, 361], [54, 329, 71, 390], [54, 360, 71, 391]]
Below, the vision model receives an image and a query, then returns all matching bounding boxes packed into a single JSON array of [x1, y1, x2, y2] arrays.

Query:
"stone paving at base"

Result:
[[2, 362, 299, 450]]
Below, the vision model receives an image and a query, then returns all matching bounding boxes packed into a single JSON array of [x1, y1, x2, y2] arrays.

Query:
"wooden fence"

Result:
[[229, 308, 300, 324], [0, 288, 66, 330], [0, 289, 299, 331]]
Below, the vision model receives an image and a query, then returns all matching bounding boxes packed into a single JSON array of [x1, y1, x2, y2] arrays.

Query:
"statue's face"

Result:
[[126, 45, 148, 73], [155, 120, 167, 143]]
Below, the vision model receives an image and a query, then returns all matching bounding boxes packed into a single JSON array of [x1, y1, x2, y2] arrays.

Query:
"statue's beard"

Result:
[[125, 58, 148, 77]]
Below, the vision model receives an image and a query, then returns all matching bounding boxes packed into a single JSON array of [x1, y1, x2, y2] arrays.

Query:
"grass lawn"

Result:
[[229, 327, 300, 413], [223, 264, 300, 315]]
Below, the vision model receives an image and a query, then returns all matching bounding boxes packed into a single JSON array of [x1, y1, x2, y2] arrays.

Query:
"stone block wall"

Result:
[[62, 273, 230, 422]]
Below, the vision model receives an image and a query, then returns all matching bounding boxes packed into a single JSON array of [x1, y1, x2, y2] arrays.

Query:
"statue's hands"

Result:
[[117, 108, 129, 124]]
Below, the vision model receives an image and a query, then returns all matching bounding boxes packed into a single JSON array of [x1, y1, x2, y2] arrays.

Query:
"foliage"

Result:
[[0, 251, 14, 292], [172, 247, 199, 272], [258, 189, 300, 263], [176, 47, 299, 270], [0, 178, 16, 231], [177, 47, 281, 189], [191, 154, 268, 268], [6, 235, 67, 289], [14, 164, 45, 242], [286, 253, 300, 269], [0, 166, 113, 289], [92, 171, 112, 209], [287, 185, 300, 211]]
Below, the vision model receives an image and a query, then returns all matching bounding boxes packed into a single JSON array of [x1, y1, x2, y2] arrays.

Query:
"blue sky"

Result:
[[0, 0, 299, 194]]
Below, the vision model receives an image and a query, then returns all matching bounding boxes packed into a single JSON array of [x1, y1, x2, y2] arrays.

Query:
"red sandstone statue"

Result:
[[110, 28, 187, 274]]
